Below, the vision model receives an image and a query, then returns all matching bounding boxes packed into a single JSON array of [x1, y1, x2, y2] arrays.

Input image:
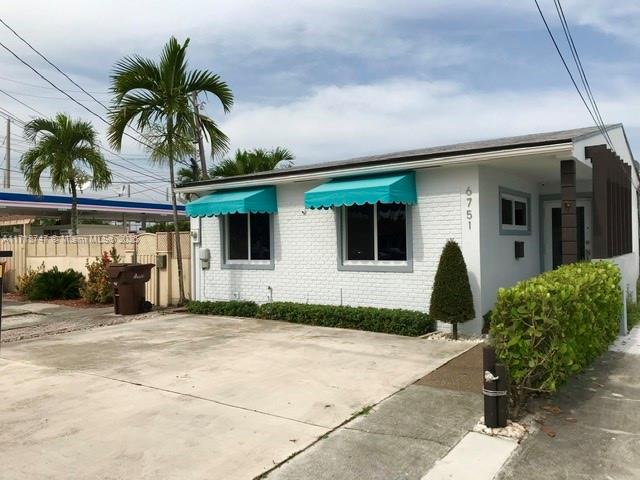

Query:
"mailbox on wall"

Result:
[[514, 241, 525, 259]]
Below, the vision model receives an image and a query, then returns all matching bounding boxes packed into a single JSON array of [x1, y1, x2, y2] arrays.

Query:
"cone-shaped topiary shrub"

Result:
[[429, 240, 475, 339]]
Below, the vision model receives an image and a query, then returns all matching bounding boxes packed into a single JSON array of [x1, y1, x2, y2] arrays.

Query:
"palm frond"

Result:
[[186, 70, 234, 113], [208, 147, 294, 177]]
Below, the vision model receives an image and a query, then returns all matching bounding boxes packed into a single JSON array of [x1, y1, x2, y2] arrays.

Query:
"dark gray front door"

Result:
[[551, 206, 585, 269]]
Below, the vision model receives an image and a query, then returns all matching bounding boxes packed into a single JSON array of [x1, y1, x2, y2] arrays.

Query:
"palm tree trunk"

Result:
[[167, 117, 186, 305], [452, 322, 458, 340], [191, 91, 208, 179], [70, 179, 78, 235]]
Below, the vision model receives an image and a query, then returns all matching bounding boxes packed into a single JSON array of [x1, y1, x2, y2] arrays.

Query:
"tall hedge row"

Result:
[[490, 261, 622, 412]]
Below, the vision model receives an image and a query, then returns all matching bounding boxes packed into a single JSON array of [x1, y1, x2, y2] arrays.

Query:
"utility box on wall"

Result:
[[514, 241, 525, 259], [199, 248, 210, 270], [156, 254, 167, 269]]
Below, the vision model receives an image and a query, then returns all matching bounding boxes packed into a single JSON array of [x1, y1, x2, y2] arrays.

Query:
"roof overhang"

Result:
[[178, 142, 574, 194]]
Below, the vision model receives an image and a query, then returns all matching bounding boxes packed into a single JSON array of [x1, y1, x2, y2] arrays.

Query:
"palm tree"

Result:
[[210, 147, 294, 177], [108, 37, 233, 305], [177, 158, 201, 201], [20, 113, 112, 235]]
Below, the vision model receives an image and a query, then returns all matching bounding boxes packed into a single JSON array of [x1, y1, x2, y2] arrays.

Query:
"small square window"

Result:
[[340, 202, 411, 271], [224, 213, 273, 268], [514, 201, 527, 226], [501, 198, 513, 225], [227, 213, 249, 260], [500, 189, 530, 234], [346, 204, 375, 260]]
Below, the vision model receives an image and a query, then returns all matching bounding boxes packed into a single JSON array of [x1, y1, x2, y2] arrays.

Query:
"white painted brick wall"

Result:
[[197, 168, 474, 314]]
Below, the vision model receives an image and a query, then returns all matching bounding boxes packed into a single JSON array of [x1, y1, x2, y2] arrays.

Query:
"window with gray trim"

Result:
[[339, 202, 411, 271], [499, 189, 530, 234], [223, 213, 272, 266]]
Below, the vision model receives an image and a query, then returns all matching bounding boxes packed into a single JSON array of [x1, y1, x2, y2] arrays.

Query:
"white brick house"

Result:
[[178, 125, 639, 334]]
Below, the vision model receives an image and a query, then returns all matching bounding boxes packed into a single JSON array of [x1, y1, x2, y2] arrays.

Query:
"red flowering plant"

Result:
[[80, 247, 120, 304]]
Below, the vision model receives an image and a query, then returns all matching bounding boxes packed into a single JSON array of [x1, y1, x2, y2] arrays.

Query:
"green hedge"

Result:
[[490, 261, 622, 413], [257, 302, 433, 336], [186, 300, 434, 337], [186, 300, 259, 318]]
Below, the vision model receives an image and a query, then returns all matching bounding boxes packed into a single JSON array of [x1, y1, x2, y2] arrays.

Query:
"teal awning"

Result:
[[304, 171, 417, 209], [185, 186, 277, 217]]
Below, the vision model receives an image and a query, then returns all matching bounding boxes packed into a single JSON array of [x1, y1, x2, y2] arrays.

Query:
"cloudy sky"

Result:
[[0, 0, 638, 202]]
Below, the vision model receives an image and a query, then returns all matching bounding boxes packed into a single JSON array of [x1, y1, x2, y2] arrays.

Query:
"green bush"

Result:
[[186, 300, 259, 318], [490, 261, 622, 415], [80, 248, 120, 304], [257, 302, 434, 336], [429, 240, 475, 339], [25, 267, 85, 301]]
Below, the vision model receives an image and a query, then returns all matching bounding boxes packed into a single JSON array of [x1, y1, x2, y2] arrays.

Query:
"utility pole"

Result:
[[4, 118, 10, 189], [191, 91, 208, 179]]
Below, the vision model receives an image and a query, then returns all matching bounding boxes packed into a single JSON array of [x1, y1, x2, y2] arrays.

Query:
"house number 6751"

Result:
[[465, 187, 472, 230]]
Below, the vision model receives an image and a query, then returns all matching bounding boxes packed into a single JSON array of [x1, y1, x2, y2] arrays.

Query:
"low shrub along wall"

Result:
[[258, 302, 433, 336], [186, 300, 259, 318], [186, 300, 434, 337], [490, 261, 622, 414]]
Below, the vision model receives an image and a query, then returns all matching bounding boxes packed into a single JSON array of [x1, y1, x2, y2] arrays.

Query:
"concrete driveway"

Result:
[[0, 313, 471, 479]]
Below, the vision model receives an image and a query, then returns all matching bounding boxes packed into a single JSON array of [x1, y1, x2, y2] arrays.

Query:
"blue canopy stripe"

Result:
[[304, 171, 417, 209], [185, 186, 278, 217]]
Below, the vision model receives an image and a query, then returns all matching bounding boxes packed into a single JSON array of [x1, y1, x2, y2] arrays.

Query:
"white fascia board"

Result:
[[177, 143, 573, 194]]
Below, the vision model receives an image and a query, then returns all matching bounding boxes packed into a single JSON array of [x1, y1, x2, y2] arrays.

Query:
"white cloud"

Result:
[[561, 0, 640, 43], [221, 78, 640, 164], [1, 0, 638, 167]]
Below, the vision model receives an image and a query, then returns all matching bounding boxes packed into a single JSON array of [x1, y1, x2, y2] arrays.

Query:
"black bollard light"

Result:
[[483, 346, 499, 428], [483, 345, 508, 429], [495, 363, 509, 427]]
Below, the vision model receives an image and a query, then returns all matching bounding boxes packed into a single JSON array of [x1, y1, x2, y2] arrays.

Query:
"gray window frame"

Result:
[[219, 213, 275, 270], [499, 187, 532, 236], [336, 203, 413, 273]]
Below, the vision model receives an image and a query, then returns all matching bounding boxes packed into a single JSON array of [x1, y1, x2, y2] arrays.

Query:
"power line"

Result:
[[1, 165, 167, 203], [0, 17, 162, 155], [0, 103, 170, 193], [0, 88, 106, 100], [0, 102, 167, 184], [552, 0, 615, 150], [0, 73, 108, 94], [0, 17, 114, 112], [0, 88, 45, 117], [0, 47, 173, 187], [532, 0, 615, 152], [0, 38, 157, 154]]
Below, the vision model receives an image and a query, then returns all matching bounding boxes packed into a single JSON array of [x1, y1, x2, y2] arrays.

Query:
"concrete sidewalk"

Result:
[[267, 385, 483, 480], [498, 334, 640, 480], [267, 344, 487, 480]]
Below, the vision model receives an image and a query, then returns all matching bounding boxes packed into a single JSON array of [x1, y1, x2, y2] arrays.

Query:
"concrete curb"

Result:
[[421, 431, 518, 480]]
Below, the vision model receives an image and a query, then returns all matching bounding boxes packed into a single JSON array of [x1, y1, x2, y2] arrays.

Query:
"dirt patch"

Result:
[[40, 298, 112, 309], [3, 293, 111, 309], [1, 304, 161, 344], [415, 343, 484, 394]]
